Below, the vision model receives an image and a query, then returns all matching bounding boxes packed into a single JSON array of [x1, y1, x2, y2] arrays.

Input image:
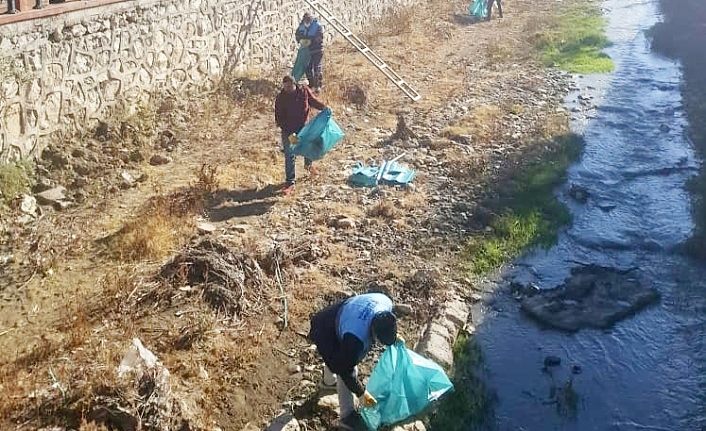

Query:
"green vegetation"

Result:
[[531, 2, 614, 73], [463, 135, 583, 275], [0, 159, 35, 206], [428, 332, 491, 431]]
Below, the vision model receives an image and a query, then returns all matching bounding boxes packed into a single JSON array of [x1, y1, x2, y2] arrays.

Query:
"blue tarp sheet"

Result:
[[360, 341, 454, 430], [350, 160, 416, 187], [291, 108, 344, 161]]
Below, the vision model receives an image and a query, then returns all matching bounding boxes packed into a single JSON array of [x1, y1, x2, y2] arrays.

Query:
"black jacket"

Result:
[[308, 301, 366, 396]]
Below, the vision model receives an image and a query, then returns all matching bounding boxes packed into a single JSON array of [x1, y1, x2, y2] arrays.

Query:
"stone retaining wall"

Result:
[[0, 0, 413, 162]]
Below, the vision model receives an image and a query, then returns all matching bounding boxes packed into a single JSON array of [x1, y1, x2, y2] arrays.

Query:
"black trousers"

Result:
[[487, 0, 503, 19], [306, 51, 324, 89]]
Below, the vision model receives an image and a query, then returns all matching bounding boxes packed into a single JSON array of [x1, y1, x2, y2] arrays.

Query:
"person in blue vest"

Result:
[[295, 13, 325, 93], [308, 293, 399, 427]]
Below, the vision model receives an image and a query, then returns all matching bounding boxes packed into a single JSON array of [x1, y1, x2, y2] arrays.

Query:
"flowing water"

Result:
[[471, 0, 706, 429]]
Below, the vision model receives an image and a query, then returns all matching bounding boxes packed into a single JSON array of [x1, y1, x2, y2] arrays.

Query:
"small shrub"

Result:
[[0, 159, 35, 206]]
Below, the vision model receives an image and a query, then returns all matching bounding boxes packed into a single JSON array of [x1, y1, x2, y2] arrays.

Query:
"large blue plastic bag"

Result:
[[291, 108, 344, 161], [469, 0, 487, 18], [292, 46, 311, 81], [360, 341, 454, 430]]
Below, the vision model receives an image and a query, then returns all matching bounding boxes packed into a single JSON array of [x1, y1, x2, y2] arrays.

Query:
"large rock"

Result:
[[521, 265, 659, 332], [416, 322, 453, 369], [35, 186, 70, 210], [392, 421, 427, 431], [266, 413, 300, 431], [316, 394, 340, 414]]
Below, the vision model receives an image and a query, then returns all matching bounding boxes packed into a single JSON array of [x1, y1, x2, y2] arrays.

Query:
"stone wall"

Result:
[[0, 0, 413, 162]]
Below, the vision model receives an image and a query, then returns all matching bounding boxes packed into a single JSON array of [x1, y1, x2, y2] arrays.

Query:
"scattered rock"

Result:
[[36, 186, 70, 210], [659, 124, 671, 133], [197, 222, 217, 234], [120, 171, 136, 189], [394, 303, 414, 316], [329, 216, 356, 230], [316, 394, 340, 414], [129, 149, 145, 162], [19, 194, 37, 216], [150, 154, 172, 166], [544, 355, 561, 367], [392, 421, 427, 431], [33, 177, 55, 193], [266, 413, 301, 431], [288, 364, 302, 374], [567, 184, 589, 203], [232, 223, 250, 233], [521, 265, 659, 331], [571, 364, 582, 375], [470, 293, 483, 303]]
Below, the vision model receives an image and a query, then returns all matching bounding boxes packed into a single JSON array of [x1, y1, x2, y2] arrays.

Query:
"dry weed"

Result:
[[109, 212, 191, 262], [368, 200, 399, 219], [540, 113, 570, 139], [486, 40, 514, 64], [446, 105, 504, 143], [364, 6, 415, 43]]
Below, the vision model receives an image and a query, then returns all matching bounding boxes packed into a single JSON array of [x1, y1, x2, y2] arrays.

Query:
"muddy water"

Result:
[[470, 0, 706, 430]]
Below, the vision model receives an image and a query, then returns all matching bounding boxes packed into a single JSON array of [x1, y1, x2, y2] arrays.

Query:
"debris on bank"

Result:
[[521, 265, 660, 331]]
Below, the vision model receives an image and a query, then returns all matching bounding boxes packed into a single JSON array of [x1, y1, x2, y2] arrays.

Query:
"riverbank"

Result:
[[651, 0, 706, 259], [0, 0, 589, 430]]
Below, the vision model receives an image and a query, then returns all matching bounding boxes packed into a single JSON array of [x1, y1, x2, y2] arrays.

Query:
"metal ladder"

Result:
[[303, 0, 422, 102]]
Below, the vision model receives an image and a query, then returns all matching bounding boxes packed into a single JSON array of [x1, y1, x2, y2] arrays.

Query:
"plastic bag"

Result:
[[291, 108, 344, 160], [292, 46, 311, 81], [360, 341, 454, 430], [350, 161, 416, 188], [469, 0, 487, 18]]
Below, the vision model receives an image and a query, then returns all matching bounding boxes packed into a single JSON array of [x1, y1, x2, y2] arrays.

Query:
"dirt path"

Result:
[[0, 0, 572, 429]]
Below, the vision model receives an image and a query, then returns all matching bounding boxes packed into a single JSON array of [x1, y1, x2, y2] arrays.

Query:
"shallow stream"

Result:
[[471, 1, 706, 429]]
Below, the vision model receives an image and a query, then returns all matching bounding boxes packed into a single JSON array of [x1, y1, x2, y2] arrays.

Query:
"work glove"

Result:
[[300, 39, 311, 48], [359, 390, 377, 408], [288, 133, 299, 145], [397, 336, 405, 344]]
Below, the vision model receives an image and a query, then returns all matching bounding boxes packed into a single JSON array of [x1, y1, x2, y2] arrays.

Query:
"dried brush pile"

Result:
[[159, 239, 269, 319]]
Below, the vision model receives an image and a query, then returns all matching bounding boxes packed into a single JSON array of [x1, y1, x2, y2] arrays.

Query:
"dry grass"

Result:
[[368, 200, 399, 219], [486, 40, 514, 64], [363, 6, 415, 44], [106, 165, 219, 262], [443, 104, 504, 143]]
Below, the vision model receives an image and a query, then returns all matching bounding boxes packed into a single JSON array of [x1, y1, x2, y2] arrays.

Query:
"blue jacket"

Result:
[[296, 18, 324, 53]]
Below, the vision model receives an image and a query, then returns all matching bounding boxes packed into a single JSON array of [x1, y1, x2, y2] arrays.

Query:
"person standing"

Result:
[[296, 12, 325, 93], [308, 293, 400, 428], [486, 0, 503, 20], [274, 75, 327, 194]]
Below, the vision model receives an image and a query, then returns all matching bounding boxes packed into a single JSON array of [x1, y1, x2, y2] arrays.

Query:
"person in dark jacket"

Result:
[[295, 13, 325, 92], [486, 0, 503, 20], [274, 75, 327, 194], [308, 293, 399, 425]]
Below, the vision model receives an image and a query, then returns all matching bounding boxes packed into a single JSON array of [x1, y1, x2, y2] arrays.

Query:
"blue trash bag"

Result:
[[291, 108, 344, 161], [360, 341, 454, 430], [469, 0, 488, 18], [292, 46, 311, 81]]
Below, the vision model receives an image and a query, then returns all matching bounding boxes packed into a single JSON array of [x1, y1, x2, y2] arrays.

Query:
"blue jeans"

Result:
[[282, 131, 312, 185]]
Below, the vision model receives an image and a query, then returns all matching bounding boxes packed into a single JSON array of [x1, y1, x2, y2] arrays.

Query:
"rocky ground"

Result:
[[0, 0, 577, 429]]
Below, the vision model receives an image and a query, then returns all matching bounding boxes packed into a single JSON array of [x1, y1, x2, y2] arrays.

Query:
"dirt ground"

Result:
[[0, 0, 573, 429]]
